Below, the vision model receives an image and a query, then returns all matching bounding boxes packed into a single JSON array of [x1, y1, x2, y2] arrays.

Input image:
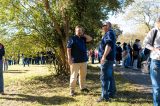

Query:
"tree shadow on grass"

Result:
[[87, 65, 100, 82], [114, 90, 152, 104], [87, 65, 152, 104], [0, 94, 76, 105], [24, 65, 98, 90], [5, 69, 29, 72], [4, 70, 30, 74], [88, 65, 100, 71], [8, 70, 29, 71], [4, 71, 26, 74], [114, 73, 152, 104], [24, 74, 70, 89], [115, 67, 152, 87]]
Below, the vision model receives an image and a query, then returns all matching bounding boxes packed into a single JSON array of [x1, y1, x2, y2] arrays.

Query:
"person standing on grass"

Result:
[[91, 49, 95, 64], [122, 43, 130, 68], [3, 57, 8, 71], [128, 44, 133, 66], [97, 22, 116, 102], [143, 16, 160, 106], [132, 39, 140, 69], [116, 42, 122, 65], [0, 43, 5, 95], [67, 25, 92, 96]]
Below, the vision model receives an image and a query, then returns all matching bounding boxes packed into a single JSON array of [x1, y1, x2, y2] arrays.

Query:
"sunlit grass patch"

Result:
[[0, 64, 153, 106]]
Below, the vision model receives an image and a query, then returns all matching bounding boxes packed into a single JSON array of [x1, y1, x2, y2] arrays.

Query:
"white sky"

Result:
[[108, 0, 160, 34], [108, 14, 136, 34]]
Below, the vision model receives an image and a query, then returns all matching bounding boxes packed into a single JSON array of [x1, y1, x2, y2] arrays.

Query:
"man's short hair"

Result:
[[75, 25, 82, 30], [135, 39, 140, 42]]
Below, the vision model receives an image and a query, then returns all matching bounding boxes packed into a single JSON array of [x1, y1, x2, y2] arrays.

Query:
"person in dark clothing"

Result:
[[132, 40, 140, 69], [24, 58, 29, 67], [0, 43, 5, 95], [97, 22, 116, 102], [122, 43, 129, 68], [22, 54, 25, 67], [91, 49, 95, 64], [67, 25, 92, 96], [128, 44, 133, 66], [116, 42, 122, 64]]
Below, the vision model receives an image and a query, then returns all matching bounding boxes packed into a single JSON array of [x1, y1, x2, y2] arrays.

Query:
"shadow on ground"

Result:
[[23, 65, 97, 89], [114, 90, 152, 103], [23, 73, 69, 88], [87, 65, 152, 104], [115, 67, 151, 87], [4, 70, 30, 74], [14, 65, 152, 104], [0, 94, 76, 105], [4, 71, 26, 74]]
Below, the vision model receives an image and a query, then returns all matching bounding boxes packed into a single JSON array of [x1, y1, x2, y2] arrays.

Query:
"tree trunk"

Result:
[[43, 0, 70, 76]]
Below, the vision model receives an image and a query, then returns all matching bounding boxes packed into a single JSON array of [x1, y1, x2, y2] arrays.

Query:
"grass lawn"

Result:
[[0, 64, 152, 106]]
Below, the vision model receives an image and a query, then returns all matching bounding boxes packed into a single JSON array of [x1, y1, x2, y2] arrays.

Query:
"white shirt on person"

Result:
[[143, 27, 160, 60]]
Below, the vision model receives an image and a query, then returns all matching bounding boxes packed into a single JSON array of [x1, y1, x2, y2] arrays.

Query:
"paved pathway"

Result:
[[89, 63, 152, 93], [114, 66, 152, 93]]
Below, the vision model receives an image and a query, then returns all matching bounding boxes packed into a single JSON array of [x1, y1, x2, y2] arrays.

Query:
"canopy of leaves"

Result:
[[0, 0, 132, 75]]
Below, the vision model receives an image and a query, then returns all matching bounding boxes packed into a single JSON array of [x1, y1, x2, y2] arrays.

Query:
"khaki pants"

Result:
[[70, 62, 87, 90]]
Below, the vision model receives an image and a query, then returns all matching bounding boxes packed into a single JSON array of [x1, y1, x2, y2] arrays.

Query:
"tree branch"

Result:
[[43, 0, 63, 37]]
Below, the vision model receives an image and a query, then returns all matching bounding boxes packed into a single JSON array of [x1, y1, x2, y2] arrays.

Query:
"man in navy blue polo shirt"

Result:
[[67, 25, 92, 96], [97, 22, 116, 102], [0, 43, 5, 95]]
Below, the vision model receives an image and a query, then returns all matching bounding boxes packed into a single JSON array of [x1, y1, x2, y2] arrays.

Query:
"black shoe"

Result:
[[96, 97, 110, 103], [0, 92, 5, 95], [81, 88, 89, 93], [109, 94, 116, 98], [109, 94, 115, 98], [70, 90, 75, 96]]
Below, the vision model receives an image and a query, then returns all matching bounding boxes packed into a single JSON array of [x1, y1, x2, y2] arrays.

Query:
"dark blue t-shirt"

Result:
[[67, 35, 88, 63], [98, 29, 116, 61], [0, 46, 5, 60]]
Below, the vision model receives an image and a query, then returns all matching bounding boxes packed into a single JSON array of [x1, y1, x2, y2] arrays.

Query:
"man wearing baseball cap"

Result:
[[97, 22, 116, 102]]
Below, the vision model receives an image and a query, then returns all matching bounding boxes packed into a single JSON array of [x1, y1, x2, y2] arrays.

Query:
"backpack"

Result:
[[133, 43, 139, 57], [143, 30, 158, 56], [141, 30, 158, 74]]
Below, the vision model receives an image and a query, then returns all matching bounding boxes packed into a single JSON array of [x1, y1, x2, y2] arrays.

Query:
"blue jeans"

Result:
[[91, 57, 95, 64], [123, 55, 131, 67], [100, 60, 116, 99], [123, 58, 128, 67], [0, 60, 4, 92], [150, 59, 160, 106], [127, 55, 131, 66]]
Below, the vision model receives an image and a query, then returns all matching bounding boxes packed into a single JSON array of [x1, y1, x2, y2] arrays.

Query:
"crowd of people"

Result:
[[66, 17, 160, 106], [116, 39, 144, 70], [88, 39, 147, 71], [88, 49, 98, 64], [19, 51, 56, 67], [1, 51, 57, 70], [0, 17, 160, 106]]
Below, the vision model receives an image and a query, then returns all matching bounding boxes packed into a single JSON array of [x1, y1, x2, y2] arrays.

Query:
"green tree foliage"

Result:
[[0, 0, 132, 75]]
